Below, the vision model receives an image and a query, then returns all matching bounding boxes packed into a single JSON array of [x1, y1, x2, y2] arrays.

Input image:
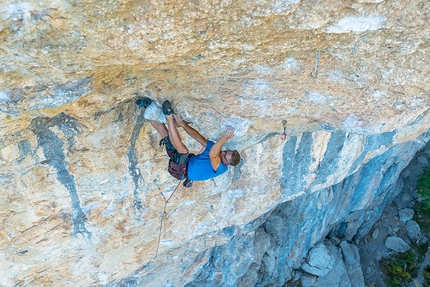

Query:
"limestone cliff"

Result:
[[0, 0, 429, 286]]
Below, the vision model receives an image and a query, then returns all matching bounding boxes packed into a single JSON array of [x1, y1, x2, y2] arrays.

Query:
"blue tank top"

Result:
[[187, 141, 228, 180]]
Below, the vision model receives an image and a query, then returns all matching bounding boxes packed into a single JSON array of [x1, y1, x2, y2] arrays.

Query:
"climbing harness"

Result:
[[309, 50, 320, 79], [155, 180, 182, 258]]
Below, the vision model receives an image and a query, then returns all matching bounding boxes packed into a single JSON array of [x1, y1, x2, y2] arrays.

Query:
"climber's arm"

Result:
[[209, 126, 234, 170]]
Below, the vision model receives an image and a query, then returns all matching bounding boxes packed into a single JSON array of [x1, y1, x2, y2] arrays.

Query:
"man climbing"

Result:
[[135, 97, 241, 187]]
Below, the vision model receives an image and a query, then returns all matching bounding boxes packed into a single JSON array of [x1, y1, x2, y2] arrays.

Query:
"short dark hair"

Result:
[[228, 150, 241, 166]]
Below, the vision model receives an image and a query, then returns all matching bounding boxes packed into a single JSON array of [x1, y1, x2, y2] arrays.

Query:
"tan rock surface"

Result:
[[0, 0, 429, 286]]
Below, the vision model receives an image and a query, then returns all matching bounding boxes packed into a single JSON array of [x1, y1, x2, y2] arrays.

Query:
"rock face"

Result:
[[0, 0, 429, 286]]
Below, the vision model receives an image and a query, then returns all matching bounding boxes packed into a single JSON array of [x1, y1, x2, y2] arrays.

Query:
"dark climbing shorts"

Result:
[[160, 136, 192, 180]]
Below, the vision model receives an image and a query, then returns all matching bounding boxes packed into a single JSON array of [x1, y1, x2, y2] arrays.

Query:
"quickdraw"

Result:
[[310, 50, 320, 79], [280, 120, 288, 140]]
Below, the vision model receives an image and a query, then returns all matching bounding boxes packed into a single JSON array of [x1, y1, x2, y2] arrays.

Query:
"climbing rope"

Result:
[[309, 50, 320, 79], [154, 180, 182, 258]]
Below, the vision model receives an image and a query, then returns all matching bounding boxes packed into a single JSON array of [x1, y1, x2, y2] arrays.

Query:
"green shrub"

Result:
[[424, 267, 430, 280], [415, 200, 430, 233], [415, 242, 429, 259], [380, 160, 430, 286], [424, 266, 430, 287], [380, 249, 418, 287], [418, 166, 430, 197], [421, 200, 430, 212]]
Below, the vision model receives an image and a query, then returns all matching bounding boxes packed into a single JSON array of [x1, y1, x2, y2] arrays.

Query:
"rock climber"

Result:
[[135, 97, 241, 187]]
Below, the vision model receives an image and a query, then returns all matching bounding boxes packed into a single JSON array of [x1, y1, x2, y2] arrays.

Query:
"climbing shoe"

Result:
[[162, 100, 173, 116], [135, 97, 153, 109]]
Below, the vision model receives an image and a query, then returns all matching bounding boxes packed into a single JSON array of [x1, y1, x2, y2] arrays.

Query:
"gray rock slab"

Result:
[[401, 193, 411, 202], [399, 208, 415, 222], [402, 169, 411, 178], [372, 228, 379, 240], [301, 274, 318, 287], [330, 236, 341, 246], [406, 220, 421, 241], [302, 242, 337, 277], [385, 236, 410, 253], [375, 250, 383, 261], [340, 241, 365, 287], [312, 247, 351, 287], [417, 156, 429, 166]]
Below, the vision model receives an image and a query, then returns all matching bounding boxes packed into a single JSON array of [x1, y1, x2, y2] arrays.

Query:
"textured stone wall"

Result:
[[185, 131, 430, 287], [0, 0, 429, 286]]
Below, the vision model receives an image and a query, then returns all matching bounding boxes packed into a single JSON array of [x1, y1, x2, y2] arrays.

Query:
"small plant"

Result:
[[415, 242, 429, 259], [380, 249, 419, 287], [424, 266, 430, 287], [380, 159, 430, 286], [416, 166, 430, 231], [418, 166, 430, 197], [424, 267, 430, 279], [414, 199, 430, 233], [421, 199, 430, 212]]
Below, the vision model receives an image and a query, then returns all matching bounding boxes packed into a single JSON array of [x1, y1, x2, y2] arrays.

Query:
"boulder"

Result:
[[406, 220, 421, 241], [401, 193, 411, 202], [340, 241, 365, 287], [302, 242, 338, 277], [302, 241, 365, 287], [385, 237, 410, 253], [306, 257, 351, 287], [330, 236, 341, 246], [371, 228, 379, 240], [399, 208, 415, 222], [374, 250, 383, 261], [417, 156, 429, 166]]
